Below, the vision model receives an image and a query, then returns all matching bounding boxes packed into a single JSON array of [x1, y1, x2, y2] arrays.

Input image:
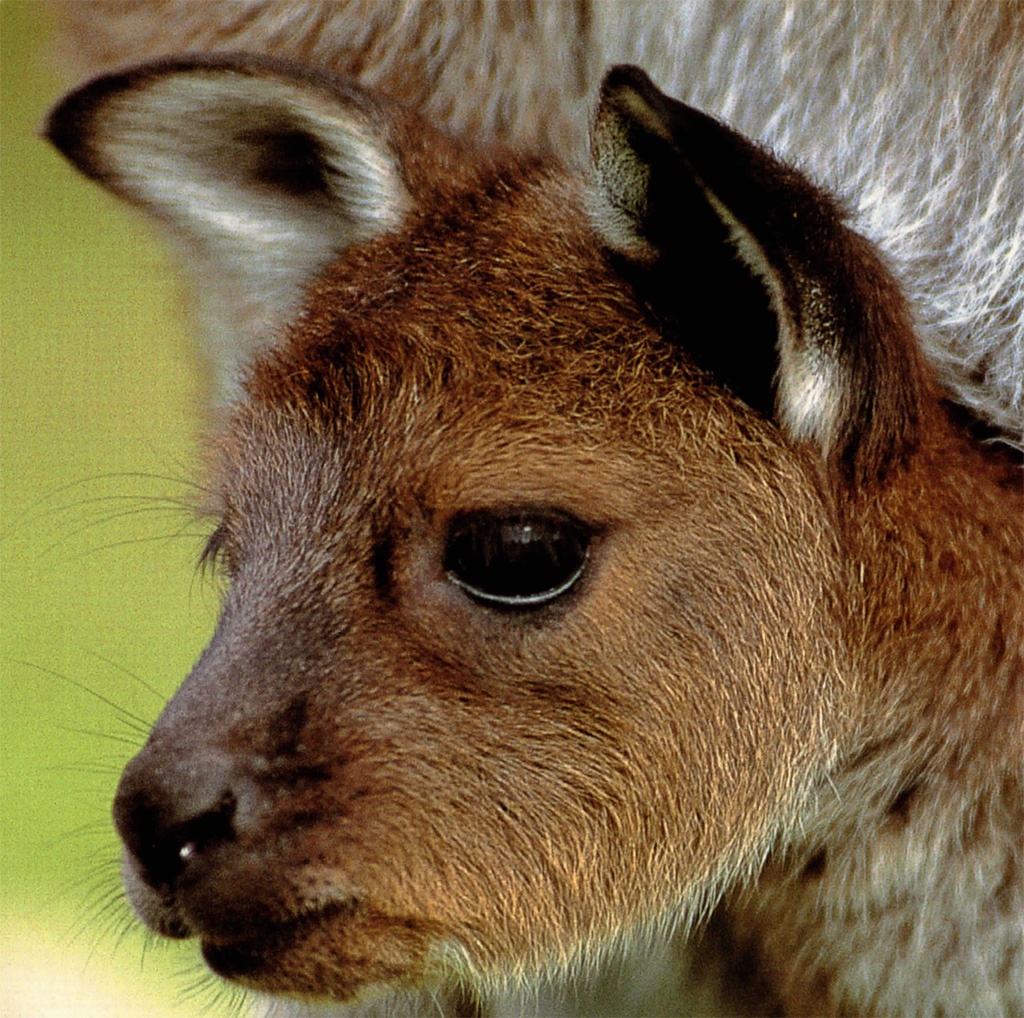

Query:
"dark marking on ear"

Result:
[[609, 241, 779, 419], [801, 848, 827, 879], [44, 64, 129, 184], [240, 127, 332, 198], [594, 75, 779, 416], [591, 65, 930, 487]]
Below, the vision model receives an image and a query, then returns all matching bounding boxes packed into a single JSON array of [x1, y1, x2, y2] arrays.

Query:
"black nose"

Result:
[[113, 746, 241, 891]]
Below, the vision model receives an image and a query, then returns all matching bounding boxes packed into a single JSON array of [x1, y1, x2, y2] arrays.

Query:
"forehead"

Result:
[[250, 159, 695, 431], [222, 158, 735, 517]]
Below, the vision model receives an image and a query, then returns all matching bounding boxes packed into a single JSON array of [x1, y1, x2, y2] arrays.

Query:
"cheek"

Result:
[[280, 691, 638, 970], [552, 503, 843, 829], [309, 472, 841, 973]]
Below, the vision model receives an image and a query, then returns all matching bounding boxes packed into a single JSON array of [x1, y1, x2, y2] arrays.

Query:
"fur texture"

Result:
[[57, 0, 1024, 443], [46, 5, 1024, 1017]]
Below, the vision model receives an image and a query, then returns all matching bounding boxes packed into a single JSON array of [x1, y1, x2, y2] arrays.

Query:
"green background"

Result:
[[1, 4, 237, 1013]]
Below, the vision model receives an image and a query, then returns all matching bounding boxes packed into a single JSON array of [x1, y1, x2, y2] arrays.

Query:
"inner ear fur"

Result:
[[590, 65, 928, 486], [46, 55, 418, 399]]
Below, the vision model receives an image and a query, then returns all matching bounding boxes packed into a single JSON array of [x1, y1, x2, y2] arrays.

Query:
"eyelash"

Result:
[[198, 522, 231, 576]]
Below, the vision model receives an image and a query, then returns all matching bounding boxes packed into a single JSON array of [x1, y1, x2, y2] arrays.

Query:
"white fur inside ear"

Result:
[[703, 188, 841, 453], [776, 349, 839, 447], [91, 68, 410, 399], [585, 179, 658, 263], [588, 104, 658, 263]]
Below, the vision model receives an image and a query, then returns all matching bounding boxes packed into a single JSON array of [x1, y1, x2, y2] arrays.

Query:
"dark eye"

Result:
[[444, 509, 590, 609]]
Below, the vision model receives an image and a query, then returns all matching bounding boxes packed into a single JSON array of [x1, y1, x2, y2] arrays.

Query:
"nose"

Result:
[[113, 745, 248, 891]]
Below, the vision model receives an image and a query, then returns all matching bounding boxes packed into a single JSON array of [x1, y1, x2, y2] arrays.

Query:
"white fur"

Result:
[[59, 0, 1023, 443], [92, 68, 409, 398]]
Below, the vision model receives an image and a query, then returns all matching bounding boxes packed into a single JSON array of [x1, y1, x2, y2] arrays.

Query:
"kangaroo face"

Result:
[[111, 167, 842, 997], [48, 60, 921, 1002]]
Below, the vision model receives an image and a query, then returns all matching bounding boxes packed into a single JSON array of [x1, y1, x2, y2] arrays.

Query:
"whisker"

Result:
[[0, 470, 213, 542], [16, 492, 201, 531], [53, 869, 125, 940], [57, 527, 210, 565], [178, 962, 251, 1018], [39, 502, 193, 546], [55, 725, 144, 749], [48, 820, 116, 848], [43, 760, 126, 778], [36, 503, 207, 560], [13, 658, 154, 734], [84, 648, 168, 706]]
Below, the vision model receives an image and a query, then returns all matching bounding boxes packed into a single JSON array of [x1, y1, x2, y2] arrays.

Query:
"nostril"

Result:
[[114, 749, 241, 892], [166, 790, 237, 880], [122, 786, 238, 891]]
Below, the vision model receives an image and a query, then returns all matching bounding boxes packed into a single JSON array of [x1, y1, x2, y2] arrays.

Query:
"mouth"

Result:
[[121, 833, 445, 997], [199, 898, 359, 982], [123, 851, 384, 992], [199, 897, 448, 1003], [128, 871, 439, 1000]]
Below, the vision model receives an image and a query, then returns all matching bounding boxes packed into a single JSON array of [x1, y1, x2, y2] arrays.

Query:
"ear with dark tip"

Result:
[[590, 64, 927, 485], [46, 56, 414, 400]]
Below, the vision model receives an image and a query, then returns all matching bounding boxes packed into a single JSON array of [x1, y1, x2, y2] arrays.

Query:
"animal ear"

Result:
[[46, 56, 413, 397], [590, 65, 926, 484]]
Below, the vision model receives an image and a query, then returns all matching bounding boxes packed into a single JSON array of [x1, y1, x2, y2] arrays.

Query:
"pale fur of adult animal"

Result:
[[47, 5, 1024, 1018], [58, 0, 1024, 446]]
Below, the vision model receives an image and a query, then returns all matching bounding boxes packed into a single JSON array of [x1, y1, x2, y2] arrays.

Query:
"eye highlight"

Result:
[[444, 509, 591, 609]]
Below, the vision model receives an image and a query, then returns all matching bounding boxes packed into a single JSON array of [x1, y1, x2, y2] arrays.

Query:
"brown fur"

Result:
[[217, 142, 1023, 1016], [45, 28, 1023, 1018]]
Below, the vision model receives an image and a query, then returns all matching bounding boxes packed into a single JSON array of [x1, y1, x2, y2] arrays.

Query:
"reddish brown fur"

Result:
[[197, 148, 1020, 1010], [195, 158, 848, 994], [45, 37, 1023, 1017]]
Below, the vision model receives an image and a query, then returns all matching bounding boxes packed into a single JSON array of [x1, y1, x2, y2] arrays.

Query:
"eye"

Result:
[[444, 509, 591, 609]]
